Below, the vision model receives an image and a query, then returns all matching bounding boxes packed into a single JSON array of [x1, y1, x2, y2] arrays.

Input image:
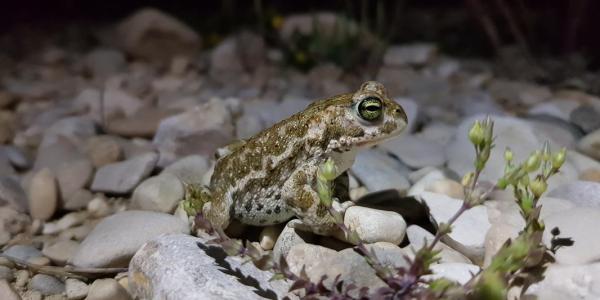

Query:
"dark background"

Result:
[[0, 0, 598, 62]]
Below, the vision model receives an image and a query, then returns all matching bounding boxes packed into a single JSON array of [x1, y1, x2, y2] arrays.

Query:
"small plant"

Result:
[[195, 116, 571, 299]]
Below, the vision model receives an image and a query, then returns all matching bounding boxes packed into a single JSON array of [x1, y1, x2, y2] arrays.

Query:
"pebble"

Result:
[[425, 179, 464, 199], [152, 99, 235, 167], [427, 263, 480, 285], [570, 104, 600, 133], [28, 168, 58, 220], [0, 280, 20, 300], [30, 274, 65, 296], [128, 234, 289, 299], [383, 43, 437, 67], [365, 242, 412, 270], [0, 266, 13, 281], [259, 225, 281, 251], [91, 152, 158, 194], [578, 128, 600, 160], [543, 207, 600, 265], [340, 206, 406, 245], [547, 181, 600, 208], [14, 270, 29, 287], [272, 220, 314, 260], [117, 8, 201, 62], [406, 225, 471, 264], [3, 244, 43, 261], [42, 240, 80, 265], [580, 168, 600, 182], [63, 189, 94, 211], [70, 210, 189, 268], [0, 176, 28, 212], [83, 48, 126, 78], [380, 135, 446, 169], [106, 108, 179, 138], [351, 149, 410, 193], [65, 278, 88, 300], [87, 196, 111, 218], [86, 278, 131, 300], [419, 192, 490, 254], [163, 155, 210, 184], [131, 173, 184, 213], [56, 159, 93, 200], [85, 136, 123, 168], [527, 262, 600, 300]]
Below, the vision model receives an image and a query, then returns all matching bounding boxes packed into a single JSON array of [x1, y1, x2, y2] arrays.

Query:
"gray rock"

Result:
[[279, 12, 359, 42], [56, 158, 93, 199], [153, 99, 234, 167], [65, 278, 88, 300], [27, 168, 58, 221], [527, 116, 580, 149], [3, 244, 43, 261], [129, 234, 290, 300], [70, 210, 189, 268], [364, 242, 412, 270], [64, 189, 94, 211], [419, 192, 490, 254], [427, 263, 480, 285], [351, 149, 410, 193], [383, 43, 437, 67], [416, 122, 456, 146], [91, 152, 157, 194], [526, 262, 600, 300], [209, 37, 244, 83], [547, 181, 600, 208], [528, 100, 579, 122], [85, 135, 123, 168], [570, 105, 600, 133], [0, 176, 28, 212], [131, 173, 184, 213], [380, 135, 446, 169], [235, 114, 264, 140], [34, 138, 87, 173], [272, 220, 314, 261], [395, 98, 419, 133], [286, 244, 386, 292], [40, 116, 97, 148], [542, 207, 600, 265], [406, 225, 472, 264], [163, 155, 210, 184], [116, 8, 201, 62], [86, 278, 131, 300], [0, 152, 15, 178], [83, 48, 126, 78], [578, 128, 600, 160], [488, 80, 551, 106], [340, 206, 406, 245], [30, 274, 65, 296], [0, 266, 13, 281], [2, 145, 30, 169], [42, 240, 80, 266], [0, 280, 20, 300]]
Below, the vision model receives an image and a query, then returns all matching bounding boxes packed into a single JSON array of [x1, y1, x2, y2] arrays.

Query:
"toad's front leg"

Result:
[[282, 163, 353, 236]]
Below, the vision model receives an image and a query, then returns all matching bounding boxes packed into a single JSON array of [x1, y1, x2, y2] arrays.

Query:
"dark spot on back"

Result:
[[266, 209, 272, 215], [274, 206, 281, 214], [244, 202, 252, 213], [256, 203, 264, 211]]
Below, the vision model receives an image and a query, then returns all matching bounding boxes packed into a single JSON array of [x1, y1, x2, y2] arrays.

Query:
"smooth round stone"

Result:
[[70, 210, 189, 268], [64, 189, 94, 211], [406, 225, 471, 264], [351, 149, 410, 193], [85, 136, 123, 168], [42, 240, 80, 265], [580, 168, 600, 182], [87, 196, 111, 218], [0, 266, 13, 281], [129, 234, 289, 300], [259, 225, 281, 251], [543, 207, 600, 265], [0, 176, 28, 212], [577, 129, 600, 160], [272, 220, 314, 260], [163, 155, 210, 184], [65, 278, 88, 300], [407, 169, 447, 196], [131, 173, 184, 213], [56, 159, 93, 199], [380, 135, 446, 169], [0, 280, 20, 300], [87, 278, 131, 300], [526, 262, 600, 299], [427, 263, 480, 285], [364, 242, 412, 269], [419, 192, 491, 253], [90, 152, 158, 194], [30, 274, 65, 296], [3, 244, 43, 261], [28, 168, 58, 221], [341, 206, 406, 245], [425, 179, 464, 199], [547, 181, 600, 208]]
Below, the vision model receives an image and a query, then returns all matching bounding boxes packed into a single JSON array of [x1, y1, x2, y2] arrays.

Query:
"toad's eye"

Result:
[[357, 97, 383, 121]]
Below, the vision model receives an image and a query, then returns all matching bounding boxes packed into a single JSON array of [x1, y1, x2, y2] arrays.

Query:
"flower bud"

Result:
[[552, 148, 566, 170], [541, 141, 551, 161], [462, 172, 475, 187], [469, 121, 485, 146], [530, 178, 547, 198], [504, 147, 513, 162], [525, 151, 542, 172], [319, 158, 337, 181]]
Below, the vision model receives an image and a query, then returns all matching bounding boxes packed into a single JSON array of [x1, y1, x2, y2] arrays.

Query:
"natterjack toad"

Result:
[[203, 81, 407, 236]]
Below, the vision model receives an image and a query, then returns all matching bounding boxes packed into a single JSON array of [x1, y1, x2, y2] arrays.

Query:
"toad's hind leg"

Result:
[[282, 163, 353, 236]]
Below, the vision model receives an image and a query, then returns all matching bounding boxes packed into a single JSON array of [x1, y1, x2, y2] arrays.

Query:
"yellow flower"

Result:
[[271, 15, 283, 29]]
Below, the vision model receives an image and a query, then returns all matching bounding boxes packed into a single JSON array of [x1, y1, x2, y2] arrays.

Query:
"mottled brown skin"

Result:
[[203, 81, 408, 235]]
